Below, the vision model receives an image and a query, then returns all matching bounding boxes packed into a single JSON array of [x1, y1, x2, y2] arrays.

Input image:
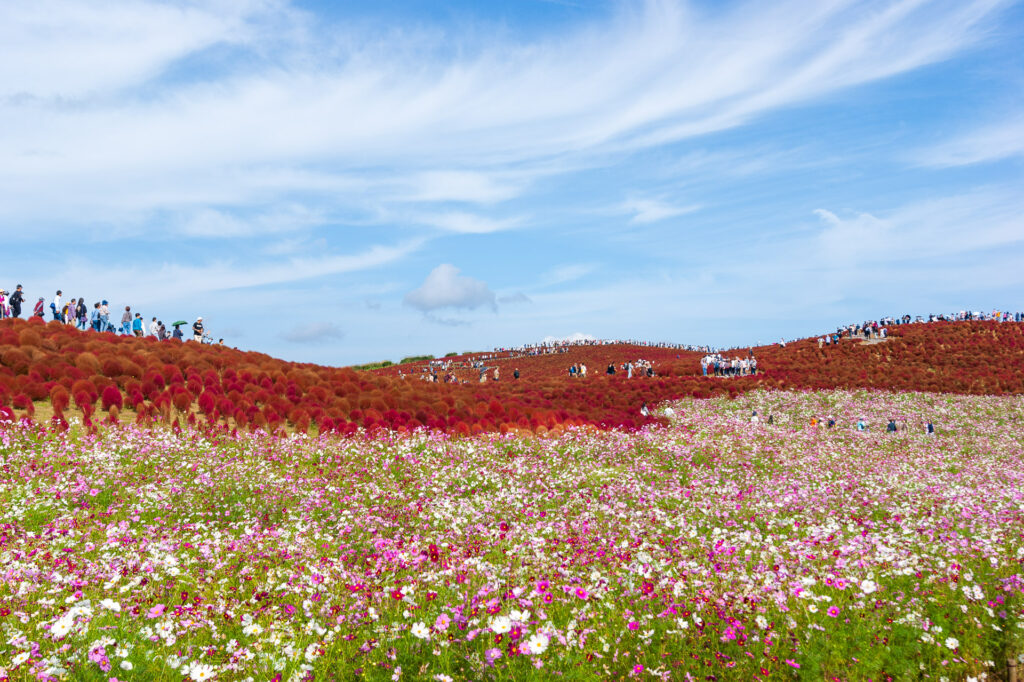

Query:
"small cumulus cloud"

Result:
[[281, 322, 345, 344], [404, 264, 497, 312]]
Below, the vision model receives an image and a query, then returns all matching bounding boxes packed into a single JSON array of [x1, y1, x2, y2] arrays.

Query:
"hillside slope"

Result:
[[0, 318, 1020, 433]]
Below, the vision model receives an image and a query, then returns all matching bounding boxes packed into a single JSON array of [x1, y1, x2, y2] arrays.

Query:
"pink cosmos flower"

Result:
[[785, 659, 800, 669], [827, 606, 840, 618], [146, 604, 165, 619], [627, 621, 639, 630], [574, 588, 588, 600]]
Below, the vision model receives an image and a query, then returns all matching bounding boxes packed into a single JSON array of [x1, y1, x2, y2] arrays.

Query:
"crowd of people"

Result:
[[496, 338, 716, 359], [701, 353, 758, 377], [0, 285, 215, 344], [749, 410, 937, 434]]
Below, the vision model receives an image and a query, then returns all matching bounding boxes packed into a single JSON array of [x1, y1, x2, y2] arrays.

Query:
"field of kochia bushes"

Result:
[[0, 317, 1021, 435]]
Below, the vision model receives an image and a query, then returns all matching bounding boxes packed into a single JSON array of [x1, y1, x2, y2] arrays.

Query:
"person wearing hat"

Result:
[[192, 317, 204, 342], [9, 285, 24, 317]]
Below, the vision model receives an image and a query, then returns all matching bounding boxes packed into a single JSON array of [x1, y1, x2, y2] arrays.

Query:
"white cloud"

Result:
[[539, 264, 597, 288], [0, 0, 282, 98], [405, 171, 522, 204], [622, 198, 699, 224], [404, 264, 497, 312], [418, 211, 523, 234], [813, 188, 1024, 266], [0, 0, 1009, 229], [914, 117, 1024, 168], [282, 322, 344, 344], [50, 238, 425, 304]]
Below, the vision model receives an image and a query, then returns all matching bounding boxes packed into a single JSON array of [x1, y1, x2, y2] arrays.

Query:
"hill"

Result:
[[0, 317, 1021, 433]]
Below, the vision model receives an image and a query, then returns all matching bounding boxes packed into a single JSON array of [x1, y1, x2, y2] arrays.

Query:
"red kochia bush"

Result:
[[101, 385, 123, 412], [1, 316, 1020, 436]]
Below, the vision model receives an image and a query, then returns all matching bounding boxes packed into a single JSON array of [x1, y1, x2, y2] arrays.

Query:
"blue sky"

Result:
[[2, 0, 1022, 365]]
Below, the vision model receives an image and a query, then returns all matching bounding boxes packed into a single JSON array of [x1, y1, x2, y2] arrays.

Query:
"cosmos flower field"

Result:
[[1, 389, 1022, 681]]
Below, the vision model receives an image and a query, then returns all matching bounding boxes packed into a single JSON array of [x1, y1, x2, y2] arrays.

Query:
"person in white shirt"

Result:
[[52, 290, 62, 321], [149, 317, 160, 336]]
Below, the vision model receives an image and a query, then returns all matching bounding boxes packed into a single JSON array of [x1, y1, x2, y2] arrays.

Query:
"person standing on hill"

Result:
[[100, 301, 110, 332], [121, 306, 132, 335], [192, 317, 204, 342], [9, 285, 24, 318], [33, 297, 44, 318], [76, 298, 87, 329], [514, 368, 520, 380], [90, 302, 101, 330], [52, 290, 62, 321], [132, 313, 144, 337], [149, 317, 159, 337]]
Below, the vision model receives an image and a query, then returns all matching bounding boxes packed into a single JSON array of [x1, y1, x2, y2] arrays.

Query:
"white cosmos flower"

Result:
[[242, 623, 263, 637], [527, 633, 549, 654], [50, 618, 73, 639], [860, 580, 877, 595], [489, 616, 512, 634], [755, 616, 769, 630], [120, 661, 133, 671], [99, 599, 121, 612], [13, 651, 30, 666], [945, 637, 959, 650], [190, 662, 217, 681], [410, 622, 430, 640]]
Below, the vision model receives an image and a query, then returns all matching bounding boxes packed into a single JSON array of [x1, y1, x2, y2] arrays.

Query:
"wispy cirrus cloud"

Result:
[[913, 117, 1024, 168], [0, 0, 1011, 232], [621, 198, 699, 224]]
